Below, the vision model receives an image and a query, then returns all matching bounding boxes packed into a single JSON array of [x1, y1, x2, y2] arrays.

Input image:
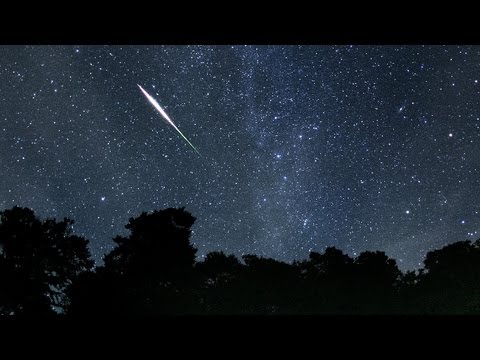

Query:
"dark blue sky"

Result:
[[1, 45, 479, 269]]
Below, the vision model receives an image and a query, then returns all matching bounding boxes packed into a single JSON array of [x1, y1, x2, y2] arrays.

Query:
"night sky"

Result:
[[1, 45, 479, 270]]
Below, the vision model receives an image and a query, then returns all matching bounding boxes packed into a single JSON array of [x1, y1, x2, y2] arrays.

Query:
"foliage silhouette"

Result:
[[0, 206, 94, 317], [195, 251, 243, 314], [351, 251, 401, 313], [414, 240, 480, 314], [104, 207, 197, 279], [2, 205, 480, 316], [237, 255, 302, 314], [68, 207, 200, 317]]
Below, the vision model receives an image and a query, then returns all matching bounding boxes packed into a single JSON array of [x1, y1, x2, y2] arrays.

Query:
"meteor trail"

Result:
[[137, 84, 201, 156]]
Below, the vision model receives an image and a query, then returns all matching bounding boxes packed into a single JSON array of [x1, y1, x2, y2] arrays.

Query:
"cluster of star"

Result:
[[0, 45, 479, 269]]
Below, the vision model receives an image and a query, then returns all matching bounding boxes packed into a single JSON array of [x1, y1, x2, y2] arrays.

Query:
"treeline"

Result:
[[1, 205, 480, 317]]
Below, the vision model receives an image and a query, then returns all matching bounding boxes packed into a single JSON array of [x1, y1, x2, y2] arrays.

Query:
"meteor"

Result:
[[137, 84, 201, 156]]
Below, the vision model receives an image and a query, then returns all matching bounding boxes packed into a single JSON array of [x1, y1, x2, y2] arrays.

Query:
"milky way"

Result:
[[1, 45, 480, 270]]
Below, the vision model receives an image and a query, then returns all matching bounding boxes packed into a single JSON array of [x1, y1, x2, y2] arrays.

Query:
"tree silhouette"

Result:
[[5, 204, 480, 317], [66, 267, 125, 317], [195, 251, 243, 314], [351, 251, 401, 313], [68, 207, 199, 317], [295, 247, 355, 314], [196, 251, 242, 284], [416, 240, 480, 314], [396, 269, 422, 314], [236, 255, 301, 314], [0, 206, 94, 317], [298, 247, 354, 280], [103, 207, 197, 281]]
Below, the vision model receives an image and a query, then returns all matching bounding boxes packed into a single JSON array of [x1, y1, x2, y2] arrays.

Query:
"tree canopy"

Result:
[[0, 206, 93, 317], [1, 205, 480, 317]]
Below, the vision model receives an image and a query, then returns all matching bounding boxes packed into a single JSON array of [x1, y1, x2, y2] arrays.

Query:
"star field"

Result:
[[1, 45, 480, 270]]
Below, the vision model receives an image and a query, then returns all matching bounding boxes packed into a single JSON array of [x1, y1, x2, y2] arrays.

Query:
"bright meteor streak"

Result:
[[137, 84, 201, 156]]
